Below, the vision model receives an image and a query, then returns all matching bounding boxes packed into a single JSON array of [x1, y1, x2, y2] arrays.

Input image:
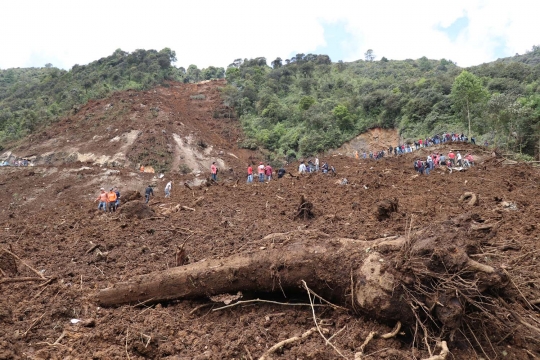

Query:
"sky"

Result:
[[1, 0, 539, 70]]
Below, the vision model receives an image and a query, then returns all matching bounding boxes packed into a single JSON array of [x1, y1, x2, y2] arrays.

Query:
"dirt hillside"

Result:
[[0, 82, 539, 359], [1, 79, 256, 175], [331, 128, 400, 156]]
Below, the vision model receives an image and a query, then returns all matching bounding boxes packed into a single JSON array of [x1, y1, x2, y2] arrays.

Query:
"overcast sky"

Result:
[[1, 0, 539, 70]]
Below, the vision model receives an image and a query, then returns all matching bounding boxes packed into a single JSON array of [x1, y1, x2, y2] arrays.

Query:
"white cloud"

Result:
[[0, 0, 539, 70]]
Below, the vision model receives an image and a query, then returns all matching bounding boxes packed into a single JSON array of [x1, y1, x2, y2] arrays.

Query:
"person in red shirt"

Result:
[[265, 163, 273, 181], [247, 164, 253, 183], [211, 162, 218, 181], [448, 151, 456, 166]]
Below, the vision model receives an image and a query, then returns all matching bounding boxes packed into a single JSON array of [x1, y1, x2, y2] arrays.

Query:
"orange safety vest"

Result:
[[107, 191, 117, 202]]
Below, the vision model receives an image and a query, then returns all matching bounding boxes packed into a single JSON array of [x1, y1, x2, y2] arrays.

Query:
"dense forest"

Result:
[[1, 46, 540, 159], [223, 47, 540, 160], [0, 48, 224, 148]]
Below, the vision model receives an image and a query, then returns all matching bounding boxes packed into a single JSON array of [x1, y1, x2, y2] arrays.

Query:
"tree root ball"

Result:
[[459, 192, 478, 206], [374, 198, 399, 221]]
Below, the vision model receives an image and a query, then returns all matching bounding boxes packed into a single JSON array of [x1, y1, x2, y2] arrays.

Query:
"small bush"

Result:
[[179, 164, 192, 174], [197, 139, 208, 149], [190, 94, 205, 100], [239, 139, 258, 150]]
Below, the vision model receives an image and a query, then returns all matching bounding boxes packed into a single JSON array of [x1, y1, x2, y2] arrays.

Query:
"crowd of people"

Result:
[[356, 133, 482, 162], [0, 158, 32, 167], [94, 133, 482, 211], [414, 150, 475, 175]]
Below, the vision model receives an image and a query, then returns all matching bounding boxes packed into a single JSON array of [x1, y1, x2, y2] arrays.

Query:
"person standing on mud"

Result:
[[265, 163, 273, 181], [165, 180, 172, 198], [315, 157, 319, 172], [258, 162, 265, 182], [107, 188, 117, 212], [298, 161, 307, 174], [211, 162, 218, 181], [448, 151, 456, 167], [95, 188, 108, 212], [114, 187, 121, 210], [247, 164, 253, 183], [145, 185, 154, 203]]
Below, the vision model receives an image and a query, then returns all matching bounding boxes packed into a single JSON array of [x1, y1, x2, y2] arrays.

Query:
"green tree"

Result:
[[450, 70, 488, 138], [364, 49, 376, 62], [333, 104, 354, 131], [271, 57, 282, 69], [299, 96, 315, 110]]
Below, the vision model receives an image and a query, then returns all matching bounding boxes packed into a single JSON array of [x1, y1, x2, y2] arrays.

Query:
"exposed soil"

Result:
[[2, 79, 256, 174], [0, 82, 539, 359], [331, 127, 400, 156]]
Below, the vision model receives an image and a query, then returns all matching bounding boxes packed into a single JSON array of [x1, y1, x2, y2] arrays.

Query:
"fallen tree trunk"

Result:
[[96, 227, 507, 332], [98, 236, 410, 322]]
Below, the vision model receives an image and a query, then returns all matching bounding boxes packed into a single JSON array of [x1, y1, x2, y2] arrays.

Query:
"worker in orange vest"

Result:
[[107, 188, 117, 212]]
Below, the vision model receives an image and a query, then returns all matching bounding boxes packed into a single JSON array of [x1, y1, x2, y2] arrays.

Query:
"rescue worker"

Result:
[[145, 185, 154, 203], [211, 162, 218, 181], [114, 187, 121, 210], [258, 162, 265, 182], [165, 181, 172, 198], [107, 188, 117, 212], [265, 163, 273, 181], [95, 188, 108, 212], [298, 161, 307, 174], [247, 164, 253, 183]]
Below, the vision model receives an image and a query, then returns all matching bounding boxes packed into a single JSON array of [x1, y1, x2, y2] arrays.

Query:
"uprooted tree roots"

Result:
[[96, 215, 539, 356], [294, 195, 315, 220]]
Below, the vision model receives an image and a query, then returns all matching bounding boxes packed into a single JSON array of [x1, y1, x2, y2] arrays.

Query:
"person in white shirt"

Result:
[[456, 152, 462, 167], [427, 155, 433, 171], [314, 157, 319, 172], [298, 161, 307, 174], [164, 181, 172, 198]]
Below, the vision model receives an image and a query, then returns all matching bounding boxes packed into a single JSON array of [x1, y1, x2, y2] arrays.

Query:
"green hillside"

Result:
[[0, 48, 224, 147], [2, 46, 540, 160], [224, 47, 540, 160]]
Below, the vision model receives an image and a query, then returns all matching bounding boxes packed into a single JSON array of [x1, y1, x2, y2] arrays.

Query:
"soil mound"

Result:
[[119, 201, 155, 219]]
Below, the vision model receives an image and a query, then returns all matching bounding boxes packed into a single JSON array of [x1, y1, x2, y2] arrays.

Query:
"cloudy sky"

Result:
[[1, 0, 539, 70]]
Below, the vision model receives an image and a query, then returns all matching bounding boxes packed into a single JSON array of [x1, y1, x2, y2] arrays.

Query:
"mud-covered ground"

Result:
[[1, 141, 539, 359]]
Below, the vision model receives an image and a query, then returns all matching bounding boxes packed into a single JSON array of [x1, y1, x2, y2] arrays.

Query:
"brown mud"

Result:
[[0, 81, 539, 359]]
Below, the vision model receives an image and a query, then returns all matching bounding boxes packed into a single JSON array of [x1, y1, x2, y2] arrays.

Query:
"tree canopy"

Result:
[[223, 47, 540, 160]]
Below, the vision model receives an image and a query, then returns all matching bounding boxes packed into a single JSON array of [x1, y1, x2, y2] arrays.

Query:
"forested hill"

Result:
[[2, 47, 540, 160], [223, 48, 540, 161], [0, 48, 224, 147]]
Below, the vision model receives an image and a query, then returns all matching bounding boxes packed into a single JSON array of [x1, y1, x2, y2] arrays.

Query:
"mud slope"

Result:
[[1, 79, 257, 174], [1, 141, 539, 359]]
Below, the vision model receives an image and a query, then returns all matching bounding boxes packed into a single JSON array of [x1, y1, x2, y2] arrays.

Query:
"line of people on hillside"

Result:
[[244, 157, 335, 183], [394, 132, 479, 156], [0, 158, 32, 167], [414, 151, 475, 175]]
